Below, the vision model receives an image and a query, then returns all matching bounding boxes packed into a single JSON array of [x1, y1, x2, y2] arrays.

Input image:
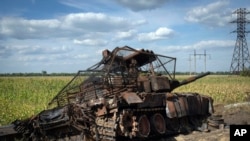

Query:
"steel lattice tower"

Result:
[[230, 8, 250, 74]]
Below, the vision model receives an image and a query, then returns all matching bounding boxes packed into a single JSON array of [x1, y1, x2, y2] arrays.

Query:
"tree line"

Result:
[[0, 71, 237, 77], [0, 72, 77, 76]]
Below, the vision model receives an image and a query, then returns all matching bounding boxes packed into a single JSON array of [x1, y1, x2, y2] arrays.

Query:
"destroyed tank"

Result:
[[0, 46, 214, 141]]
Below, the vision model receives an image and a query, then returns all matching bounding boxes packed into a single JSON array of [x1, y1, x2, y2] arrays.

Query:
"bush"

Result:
[[240, 68, 250, 77]]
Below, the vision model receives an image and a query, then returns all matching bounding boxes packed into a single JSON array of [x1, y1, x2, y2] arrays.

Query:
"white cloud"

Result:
[[115, 0, 169, 11], [62, 13, 139, 32], [60, 0, 117, 12], [0, 12, 148, 72], [0, 17, 61, 39], [0, 13, 146, 40], [73, 54, 89, 59], [161, 40, 235, 52], [185, 0, 232, 26], [138, 27, 174, 42], [155, 27, 173, 37], [114, 30, 137, 40], [0, 39, 73, 62], [73, 39, 108, 46], [18, 55, 47, 62], [192, 40, 234, 49]]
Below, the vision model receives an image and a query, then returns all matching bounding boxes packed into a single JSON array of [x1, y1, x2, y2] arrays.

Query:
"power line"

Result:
[[189, 50, 211, 75], [230, 8, 250, 74]]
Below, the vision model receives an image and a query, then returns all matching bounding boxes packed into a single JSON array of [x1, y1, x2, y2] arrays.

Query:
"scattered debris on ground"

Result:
[[170, 102, 250, 141]]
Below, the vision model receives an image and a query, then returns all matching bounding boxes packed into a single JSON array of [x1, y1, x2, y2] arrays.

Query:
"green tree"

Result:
[[240, 68, 250, 77], [42, 70, 47, 76]]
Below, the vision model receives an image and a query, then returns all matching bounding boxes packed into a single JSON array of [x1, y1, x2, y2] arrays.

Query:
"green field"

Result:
[[174, 75, 250, 104], [0, 75, 250, 126], [0, 77, 70, 126]]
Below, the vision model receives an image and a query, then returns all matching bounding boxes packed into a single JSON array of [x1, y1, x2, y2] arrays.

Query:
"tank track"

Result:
[[91, 92, 211, 141], [91, 112, 208, 141]]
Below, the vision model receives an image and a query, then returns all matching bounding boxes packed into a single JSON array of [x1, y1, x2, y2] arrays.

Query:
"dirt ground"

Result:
[[49, 102, 250, 141], [168, 102, 250, 141]]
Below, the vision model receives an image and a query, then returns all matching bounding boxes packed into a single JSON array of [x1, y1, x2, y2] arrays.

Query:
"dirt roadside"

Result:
[[169, 102, 250, 141]]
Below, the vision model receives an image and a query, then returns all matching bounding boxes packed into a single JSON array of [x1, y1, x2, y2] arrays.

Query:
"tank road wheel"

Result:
[[150, 113, 166, 134], [136, 115, 150, 137]]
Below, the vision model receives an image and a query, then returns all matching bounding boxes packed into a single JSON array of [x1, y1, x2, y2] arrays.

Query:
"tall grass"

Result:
[[0, 75, 250, 125], [174, 75, 250, 104], [0, 77, 70, 125]]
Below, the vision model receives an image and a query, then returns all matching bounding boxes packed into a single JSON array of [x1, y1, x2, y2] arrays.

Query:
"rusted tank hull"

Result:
[[91, 92, 213, 141]]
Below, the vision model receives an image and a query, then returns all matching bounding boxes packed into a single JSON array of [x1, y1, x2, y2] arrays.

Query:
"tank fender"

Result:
[[165, 93, 213, 118], [165, 93, 179, 118], [121, 92, 143, 104]]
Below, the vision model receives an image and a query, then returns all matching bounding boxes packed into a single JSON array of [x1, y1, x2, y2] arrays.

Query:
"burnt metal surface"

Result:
[[0, 46, 215, 141], [121, 92, 143, 104]]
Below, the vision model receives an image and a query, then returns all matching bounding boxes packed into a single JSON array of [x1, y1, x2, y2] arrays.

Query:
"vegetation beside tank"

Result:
[[1, 75, 249, 126]]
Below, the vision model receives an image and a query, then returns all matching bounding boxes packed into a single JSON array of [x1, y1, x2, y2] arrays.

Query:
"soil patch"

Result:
[[170, 102, 250, 141]]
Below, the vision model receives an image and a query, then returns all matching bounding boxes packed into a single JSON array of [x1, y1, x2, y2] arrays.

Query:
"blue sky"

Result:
[[0, 0, 249, 73]]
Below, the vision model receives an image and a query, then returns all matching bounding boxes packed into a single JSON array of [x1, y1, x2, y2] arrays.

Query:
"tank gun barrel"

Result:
[[179, 72, 210, 86], [170, 72, 210, 91]]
